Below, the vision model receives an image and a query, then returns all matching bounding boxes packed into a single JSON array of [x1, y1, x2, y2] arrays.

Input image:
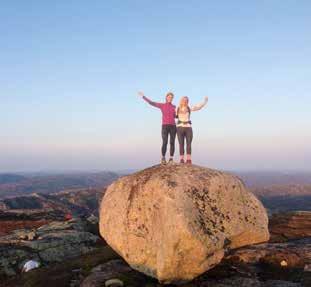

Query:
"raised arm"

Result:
[[138, 91, 163, 108], [191, 96, 208, 111]]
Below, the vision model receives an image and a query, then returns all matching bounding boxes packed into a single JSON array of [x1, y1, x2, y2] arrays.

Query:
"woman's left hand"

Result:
[[204, 96, 208, 102]]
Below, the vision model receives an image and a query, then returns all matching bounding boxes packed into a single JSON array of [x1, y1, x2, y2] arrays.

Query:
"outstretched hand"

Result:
[[138, 91, 144, 98]]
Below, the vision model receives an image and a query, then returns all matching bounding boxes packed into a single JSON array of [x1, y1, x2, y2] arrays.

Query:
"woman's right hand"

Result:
[[138, 91, 144, 98]]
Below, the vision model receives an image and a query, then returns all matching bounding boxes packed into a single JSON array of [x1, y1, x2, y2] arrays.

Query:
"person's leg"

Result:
[[168, 125, 177, 161], [185, 127, 193, 163], [161, 125, 169, 163], [177, 127, 185, 163]]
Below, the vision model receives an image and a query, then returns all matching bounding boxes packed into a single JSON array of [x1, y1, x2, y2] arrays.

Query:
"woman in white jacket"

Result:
[[176, 96, 208, 164]]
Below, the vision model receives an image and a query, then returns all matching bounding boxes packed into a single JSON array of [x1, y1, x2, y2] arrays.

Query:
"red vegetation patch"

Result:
[[0, 219, 52, 236]]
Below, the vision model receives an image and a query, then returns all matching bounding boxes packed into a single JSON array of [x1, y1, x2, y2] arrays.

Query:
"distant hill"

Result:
[[0, 187, 105, 219], [251, 183, 311, 197], [233, 171, 311, 188], [230, 171, 311, 213], [250, 184, 311, 214], [0, 174, 26, 184], [0, 172, 119, 199]]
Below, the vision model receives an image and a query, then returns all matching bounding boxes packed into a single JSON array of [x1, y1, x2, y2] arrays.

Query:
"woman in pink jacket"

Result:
[[138, 91, 176, 164]]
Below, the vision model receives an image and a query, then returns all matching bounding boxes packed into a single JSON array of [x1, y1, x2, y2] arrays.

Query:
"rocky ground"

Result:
[[1, 231, 310, 287], [269, 211, 311, 242], [0, 215, 101, 278], [0, 211, 310, 286]]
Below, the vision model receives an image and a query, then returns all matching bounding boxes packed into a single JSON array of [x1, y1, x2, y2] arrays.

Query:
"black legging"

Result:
[[161, 125, 176, 157], [177, 127, 193, 155]]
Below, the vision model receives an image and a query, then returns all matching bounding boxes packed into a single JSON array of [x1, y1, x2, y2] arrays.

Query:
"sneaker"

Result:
[[180, 159, 185, 164], [161, 158, 167, 165], [168, 158, 174, 164], [186, 159, 192, 164]]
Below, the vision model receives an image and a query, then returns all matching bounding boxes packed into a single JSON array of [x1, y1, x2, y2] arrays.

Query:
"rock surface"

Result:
[[0, 217, 100, 277], [79, 238, 311, 287], [269, 211, 311, 242], [80, 259, 141, 287], [2, 214, 310, 287], [227, 237, 311, 270], [99, 164, 270, 283]]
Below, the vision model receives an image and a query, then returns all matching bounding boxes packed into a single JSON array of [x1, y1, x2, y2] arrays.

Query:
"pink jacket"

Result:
[[143, 96, 176, 125]]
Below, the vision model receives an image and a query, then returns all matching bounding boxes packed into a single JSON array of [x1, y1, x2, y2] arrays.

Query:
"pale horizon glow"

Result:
[[1, 1, 311, 172]]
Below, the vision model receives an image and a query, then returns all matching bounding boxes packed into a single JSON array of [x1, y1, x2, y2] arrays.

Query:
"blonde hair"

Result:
[[178, 96, 189, 111]]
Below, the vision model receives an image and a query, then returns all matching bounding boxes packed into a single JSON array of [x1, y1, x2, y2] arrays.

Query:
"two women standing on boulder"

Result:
[[138, 91, 208, 164]]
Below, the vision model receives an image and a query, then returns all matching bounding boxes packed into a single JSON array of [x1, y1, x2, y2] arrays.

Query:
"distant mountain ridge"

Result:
[[233, 171, 311, 187], [1, 170, 310, 214], [0, 171, 119, 199], [0, 187, 105, 220], [0, 174, 26, 185]]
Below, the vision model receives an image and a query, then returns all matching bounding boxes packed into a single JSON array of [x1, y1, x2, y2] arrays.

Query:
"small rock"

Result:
[[280, 260, 288, 267], [304, 264, 311, 272], [72, 268, 82, 273], [105, 278, 124, 287], [87, 215, 99, 224], [27, 231, 36, 240]]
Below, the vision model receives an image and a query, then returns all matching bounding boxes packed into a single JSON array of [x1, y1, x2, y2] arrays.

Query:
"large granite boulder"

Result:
[[99, 164, 270, 284]]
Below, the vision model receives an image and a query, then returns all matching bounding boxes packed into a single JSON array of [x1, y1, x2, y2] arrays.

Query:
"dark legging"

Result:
[[177, 126, 193, 155], [161, 125, 176, 157]]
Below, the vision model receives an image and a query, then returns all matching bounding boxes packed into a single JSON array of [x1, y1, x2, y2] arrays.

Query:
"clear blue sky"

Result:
[[1, 1, 310, 172]]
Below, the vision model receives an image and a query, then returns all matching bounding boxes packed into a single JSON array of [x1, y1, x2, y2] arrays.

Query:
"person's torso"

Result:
[[161, 103, 176, 125], [177, 106, 191, 127]]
